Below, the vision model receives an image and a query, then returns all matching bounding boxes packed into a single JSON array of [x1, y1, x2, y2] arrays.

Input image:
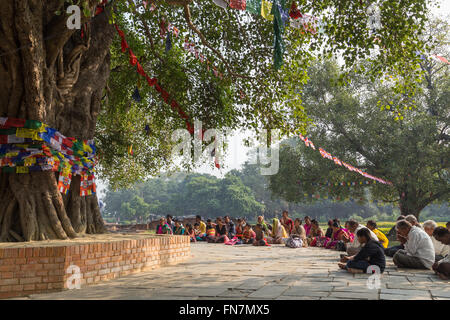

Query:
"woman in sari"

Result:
[[267, 218, 288, 244], [292, 218, 308, 247], [303, 216, 312, 236], [173, 220, 185, 235], [308, 220, 328, 247], [235, 218, 245, 239], [156, 217, 173, 235], [213, 217, 229, 243], [325, 221, 350, 249], [342, 221, 355, 243], [325, 220, 334, 238], [257, 216, 270, 235], [185, 223, 196, 242]]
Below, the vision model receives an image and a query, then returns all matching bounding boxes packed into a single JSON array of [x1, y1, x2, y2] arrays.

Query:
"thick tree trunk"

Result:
[[0, 1, 114, 241], [398, 195, 424, 220]]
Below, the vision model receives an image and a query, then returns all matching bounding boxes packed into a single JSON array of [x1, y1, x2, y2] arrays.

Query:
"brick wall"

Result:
[[0, 235, 190, 299]]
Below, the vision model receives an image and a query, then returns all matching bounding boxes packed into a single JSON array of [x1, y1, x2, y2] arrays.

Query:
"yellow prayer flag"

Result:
[[83, 143, 93, 154], [16, 128, 37, 139], [24, 157, 36, 166], [5, 152, 19, 158], [16, 166, 29, 174], [261, 0, 274, 21]]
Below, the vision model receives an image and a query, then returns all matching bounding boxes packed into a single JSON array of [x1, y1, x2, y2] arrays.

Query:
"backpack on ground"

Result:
[[285, 235, 303, 248]]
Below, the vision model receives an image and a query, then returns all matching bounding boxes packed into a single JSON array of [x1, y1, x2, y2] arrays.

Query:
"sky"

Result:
[[96, 1, 450, 199]]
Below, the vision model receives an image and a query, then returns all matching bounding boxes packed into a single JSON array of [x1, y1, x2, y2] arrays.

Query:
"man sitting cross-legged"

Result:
[[338, 228, 386, 274], [393, 220, 435, 270], [385, 215, 406, 257], [432, 227, 450, 280], [423, 220, 450, 262]]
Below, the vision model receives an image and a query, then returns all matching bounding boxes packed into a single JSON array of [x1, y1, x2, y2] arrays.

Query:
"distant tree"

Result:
[[270, 55, 449, 219]]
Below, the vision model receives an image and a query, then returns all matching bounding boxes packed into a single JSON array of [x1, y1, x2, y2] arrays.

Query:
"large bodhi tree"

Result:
[[0, 0, 435, 241]]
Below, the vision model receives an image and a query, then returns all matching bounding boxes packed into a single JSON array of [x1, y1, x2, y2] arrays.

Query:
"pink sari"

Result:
[[325, 228, 348, 249], [304, 223, 312, 236]]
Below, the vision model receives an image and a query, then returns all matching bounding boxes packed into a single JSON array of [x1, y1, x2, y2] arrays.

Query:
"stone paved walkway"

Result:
[[21, 243, 450, 300]]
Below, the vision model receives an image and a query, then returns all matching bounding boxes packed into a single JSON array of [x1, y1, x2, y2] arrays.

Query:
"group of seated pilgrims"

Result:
[[155, 212, 450, 280]]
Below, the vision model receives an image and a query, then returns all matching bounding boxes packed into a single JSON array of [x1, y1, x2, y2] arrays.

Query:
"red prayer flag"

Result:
[[129, 50, 137, 66], [230, 0, 246, 10], [146, 75, 157, 86], [161, 90, 170, 103], [5, 118, 26, 128], [136, 62, 146, 76], [289, 2, 302, 19]]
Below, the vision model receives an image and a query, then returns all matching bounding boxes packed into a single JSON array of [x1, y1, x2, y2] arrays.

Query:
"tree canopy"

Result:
[[94, 0, 436, 188]]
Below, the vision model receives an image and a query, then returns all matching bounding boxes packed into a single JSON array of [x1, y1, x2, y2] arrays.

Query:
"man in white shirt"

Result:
[[393, 220, 435, 270], [423, 220, 450, 261], [343, 220, 379, 256], [432, 227, 450, 280]]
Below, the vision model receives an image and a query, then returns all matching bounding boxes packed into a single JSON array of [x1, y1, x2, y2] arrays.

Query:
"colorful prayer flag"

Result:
[[261, 0, 274, 20], [246, 0, 261, 14], [230, 0, 246, 10]]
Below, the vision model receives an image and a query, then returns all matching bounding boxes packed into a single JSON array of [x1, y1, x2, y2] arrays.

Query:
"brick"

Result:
[[0, 278, 19, 285], [48, 282, 64, 289], [36, 283, 48, 290], [14, 270, 36, 278], [0, 285, 13, 292], [1, 272, 14, 279], [43, 263, 62, 270], [33, 248, 40, 257], [23, 284, 36, 291], [19, 277, 41, 285], [21, 263, 43, 271], [38, 258, 50, 264], [11, 284, 24, 291]]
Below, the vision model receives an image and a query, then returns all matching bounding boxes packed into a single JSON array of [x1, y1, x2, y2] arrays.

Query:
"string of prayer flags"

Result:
[[299, 134, 393, 186], [114, 24, 195, 134], [0, 117, 97, 196], [302, 180, 377, 187]]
